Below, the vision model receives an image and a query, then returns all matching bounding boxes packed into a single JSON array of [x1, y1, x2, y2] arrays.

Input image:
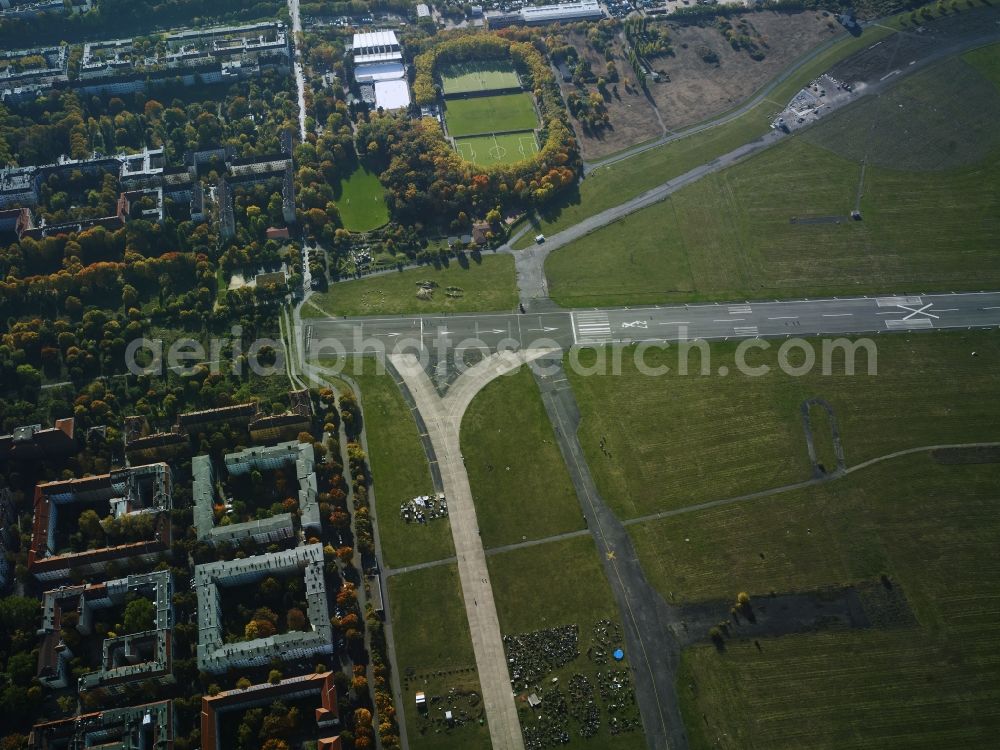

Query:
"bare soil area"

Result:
[[647, 10, 840, 130], [557, 32, 664, 161]]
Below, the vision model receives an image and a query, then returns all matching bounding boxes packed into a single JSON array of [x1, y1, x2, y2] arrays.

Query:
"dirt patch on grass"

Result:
[[648, 11, 840, 130], [556, 31, 664, 161]]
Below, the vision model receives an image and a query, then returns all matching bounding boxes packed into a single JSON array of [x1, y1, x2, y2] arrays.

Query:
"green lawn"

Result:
[[335, 165, 389, 232], [338, 358, 455, 569], [460, 366, 584, 549], [668, 455, 1000, 748], [802, 54, 1000, 171], [513, 103, 773, 250], [488, 536, 648, 750], [546, 133, 1000, 307], [440, 60, 520, 95], [511, 23, 898, 249], [455, 131, 538, 167], [546, 44, 1000, 306], [567, 332, 1000, 519], [444, 92, 538, 137], [388, 564, 492, 750], [302, 254, 518, 318]]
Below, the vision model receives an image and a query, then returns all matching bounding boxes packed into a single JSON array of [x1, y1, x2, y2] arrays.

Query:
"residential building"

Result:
[[28, 700, 173, 750], [200, 671, 340, 750], [37, 570, 174, 694], [0, 417, 75, 461], [192, 438, 321, 545], [28, 463, 172, 582], [195, 544, 334, 673]]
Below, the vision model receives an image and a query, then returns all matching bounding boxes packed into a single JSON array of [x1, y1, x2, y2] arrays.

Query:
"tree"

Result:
[[0, 596, 39, 632], [708, 626, 724, 649], [267, 669, 282, 685], [78, 509, 104, 546], [6, 652, 35, 686], [123, 598, 156, 634], [15, 364, 41, 398], [236, 677, 252, 690], [286, 608, 306, 631]]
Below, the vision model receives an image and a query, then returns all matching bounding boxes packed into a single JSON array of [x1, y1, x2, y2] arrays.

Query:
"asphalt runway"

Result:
[[302, 292, 1000, 360]]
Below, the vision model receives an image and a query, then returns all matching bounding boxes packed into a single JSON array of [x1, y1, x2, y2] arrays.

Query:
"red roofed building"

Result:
[[200, 671, 340, 750]]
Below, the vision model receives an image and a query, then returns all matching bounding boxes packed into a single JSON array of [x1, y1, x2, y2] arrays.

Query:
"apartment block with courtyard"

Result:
[[200, 671, 341, 750], [195, 543, 333, 673], [0, 43, 68, 103], [28, 463, 172, 582], [193, 439, 321, 546], [36, 570, 174, 695]]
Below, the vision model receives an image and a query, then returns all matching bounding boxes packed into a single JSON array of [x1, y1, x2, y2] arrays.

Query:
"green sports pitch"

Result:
[[454, 132, 539, 167], [444, 92, 538, 137], [440, 61, 521, 96]]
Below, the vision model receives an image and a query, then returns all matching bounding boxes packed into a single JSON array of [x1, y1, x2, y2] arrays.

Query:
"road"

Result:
[[301, 292, 1000, 360]]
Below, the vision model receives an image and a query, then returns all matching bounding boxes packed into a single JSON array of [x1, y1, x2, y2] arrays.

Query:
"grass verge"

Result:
[[303, 254, 518, 318], [488, 535, 648, 750], [667, 455, 1000, 748], [388, 564, 491, 750], [335, 358, 455, 569], [567, 332, 1000, 519], [461, 366, 585, 549]]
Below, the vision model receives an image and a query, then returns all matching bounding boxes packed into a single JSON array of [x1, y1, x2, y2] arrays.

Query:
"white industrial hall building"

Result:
[[351, 30, 411, 111]]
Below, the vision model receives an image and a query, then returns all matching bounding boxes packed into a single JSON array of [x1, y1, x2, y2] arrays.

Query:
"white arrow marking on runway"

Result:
[[899, 303, 939, 320], [528, 326, 560, 332], [374, 332, 401, 337]]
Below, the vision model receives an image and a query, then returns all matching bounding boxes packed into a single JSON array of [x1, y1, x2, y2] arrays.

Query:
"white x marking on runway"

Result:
[[899, 303, 939, 320]]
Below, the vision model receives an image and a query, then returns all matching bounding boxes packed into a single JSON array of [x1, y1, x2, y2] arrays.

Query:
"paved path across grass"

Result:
[[389, 349, 559, 750]]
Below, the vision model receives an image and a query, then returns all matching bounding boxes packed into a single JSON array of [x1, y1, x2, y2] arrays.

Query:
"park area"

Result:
[[557, 330, 1000, 745], [324, 361, 453, 570], [440, 60, 521, 95], [488, 536, 648, 750], [566, 331, 1000, 520], [666, 454, 1000, 748], [388, 564, 491, 750], [544, 43, 1000, 306], [460, 366, 584, 549], [303, 254, 517, 318], [444, 91, 538, 137]]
